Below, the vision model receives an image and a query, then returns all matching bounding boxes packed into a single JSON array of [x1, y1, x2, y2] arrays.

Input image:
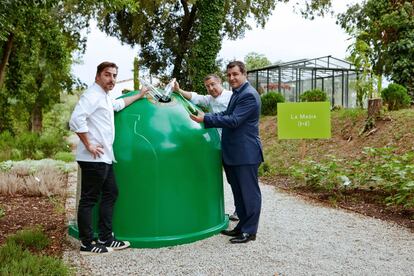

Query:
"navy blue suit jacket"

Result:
[[204, 82, 264, 166]]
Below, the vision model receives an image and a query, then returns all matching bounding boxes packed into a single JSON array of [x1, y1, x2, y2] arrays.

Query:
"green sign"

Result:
[[277, 102, 331, 139]]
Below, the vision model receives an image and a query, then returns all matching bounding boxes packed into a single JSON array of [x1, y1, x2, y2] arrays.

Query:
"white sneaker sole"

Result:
[[80, 247, 114, 255], [110, 241, 130, 250]]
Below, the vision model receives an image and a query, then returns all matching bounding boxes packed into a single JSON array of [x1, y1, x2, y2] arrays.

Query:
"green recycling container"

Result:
[[69, 91, 228, 248]]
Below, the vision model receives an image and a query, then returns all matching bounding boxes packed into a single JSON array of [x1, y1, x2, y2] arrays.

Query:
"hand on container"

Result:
[[173, 80, 180, 93], [140, 86, 149, 97], [190, 110, 204, 123], [87, 144, 104, 159]]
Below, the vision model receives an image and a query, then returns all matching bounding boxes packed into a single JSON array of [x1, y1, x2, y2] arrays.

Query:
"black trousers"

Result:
[[77, 161, 119, 245], [223, 163, 261, 234]]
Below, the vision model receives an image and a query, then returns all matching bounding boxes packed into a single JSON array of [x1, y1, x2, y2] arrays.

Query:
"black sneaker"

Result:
[[97, 238, 130, 250], [80, 243, 113, 255]]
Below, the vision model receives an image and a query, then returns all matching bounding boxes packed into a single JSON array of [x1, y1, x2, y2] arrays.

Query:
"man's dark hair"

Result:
[[96, 62, 118, 75], [226, 61, 246, 75], [204, 74, 222, 83]]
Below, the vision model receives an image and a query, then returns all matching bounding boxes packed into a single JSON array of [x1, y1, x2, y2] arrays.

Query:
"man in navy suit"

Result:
[[190, 60, 264, 243]]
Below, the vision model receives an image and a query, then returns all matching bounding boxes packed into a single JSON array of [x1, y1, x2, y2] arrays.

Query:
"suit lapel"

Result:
[[227, 93, 238, 111], [226, 82, 249, 113]]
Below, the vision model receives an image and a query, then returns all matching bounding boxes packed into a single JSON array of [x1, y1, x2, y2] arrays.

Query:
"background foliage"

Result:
[[244, 52, 272, 71], [261, 91, 285, 115], [381, 83, 411, 111], [338, 0, 414, 99], [187, 0, 225, 94], [299, 89, 328, 102], [99, 0, 285, 91]]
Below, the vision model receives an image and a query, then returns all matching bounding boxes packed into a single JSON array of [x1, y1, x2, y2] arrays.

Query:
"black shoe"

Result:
[[229, 211, 239, 221], [230, 233, 256, 244], [220, 228, 241, 237], [97, 237, 130, 250], [80, 242, 113, 255]]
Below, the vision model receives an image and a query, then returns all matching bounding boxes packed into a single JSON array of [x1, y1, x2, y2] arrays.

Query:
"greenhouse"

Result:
[[247, 55, 360, 108]]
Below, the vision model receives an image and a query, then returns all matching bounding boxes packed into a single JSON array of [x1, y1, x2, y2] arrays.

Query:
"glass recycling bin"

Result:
[[69, 86, 228, 248]]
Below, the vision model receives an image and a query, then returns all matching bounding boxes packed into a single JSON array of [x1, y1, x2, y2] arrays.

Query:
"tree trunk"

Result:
[[31, 102, 42, 133], [367, 98, 382, 119], [0, 33, 14, 90], [0, 94, 13, 133], [133, 56, 139, 90], [172, 3, 197, 85]]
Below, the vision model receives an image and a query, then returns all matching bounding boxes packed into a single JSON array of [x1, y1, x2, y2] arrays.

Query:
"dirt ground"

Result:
[[0, 195, 67, 256]]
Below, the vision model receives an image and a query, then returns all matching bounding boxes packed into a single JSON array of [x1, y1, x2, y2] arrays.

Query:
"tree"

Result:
[[0, 0, 139, 132], [0, 1, 66, 132], [244, 52, 272, 71], [347, 33, 375, 108], [338, 0, 414, 99], [5, 7, 74, 132], [133, 57, 140, 90], [187, 0, 225, 94], [99, 0, 284, 89]]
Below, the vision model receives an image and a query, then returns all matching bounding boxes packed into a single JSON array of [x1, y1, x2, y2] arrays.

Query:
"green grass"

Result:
[[334, 107, 366, 121], [0, 227, 74, 275], [0, 205, 4, 219]]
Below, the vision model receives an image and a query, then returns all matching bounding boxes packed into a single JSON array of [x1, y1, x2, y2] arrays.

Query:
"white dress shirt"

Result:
[[69, 83, 125, 164], [190, 89, 232, 137]]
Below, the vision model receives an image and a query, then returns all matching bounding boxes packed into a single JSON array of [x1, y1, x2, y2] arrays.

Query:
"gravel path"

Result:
[[64, 172, 414, 275]]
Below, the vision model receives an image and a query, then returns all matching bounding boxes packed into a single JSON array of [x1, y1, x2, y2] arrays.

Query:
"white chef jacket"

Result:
[[190, 89, 232, 114], [69, 83, 125, 164], [190, 89, 232, 136]]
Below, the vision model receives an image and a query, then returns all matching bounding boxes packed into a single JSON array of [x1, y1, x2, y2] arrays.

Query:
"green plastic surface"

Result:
[[69, 92, 228, 247]]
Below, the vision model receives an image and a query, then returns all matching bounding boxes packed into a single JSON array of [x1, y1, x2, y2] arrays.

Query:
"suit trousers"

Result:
[[223, 163, 261, 234], [77, 161, 119, 244]]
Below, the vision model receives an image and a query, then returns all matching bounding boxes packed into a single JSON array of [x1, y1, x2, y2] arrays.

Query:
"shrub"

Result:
[[0, 130, 71, 161], [7, 227, 49, 250], [38, 131, 71, 157], [0, 131, 16, 161], [258, 162, 273, 176], [300, 89, 328, 102], [16, 132, 40, 159], [381, 83, 411, 111], [261, 91, 285, 115], [54, 151, 75, 162], [0, 159, 76, 196], [0, 228, 73, 275]]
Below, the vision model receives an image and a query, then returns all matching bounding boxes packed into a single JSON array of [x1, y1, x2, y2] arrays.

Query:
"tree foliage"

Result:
[[187, 0, 225, 94], [347, 34, 376, 108], [0, 1, 72, 132], [244, 52, 272, 71], [338, 0, 414, 99], [0, 0, 138, 133], [99, 0, 289, 89], [5, 7, 74, 132], [294, 0, 333, 19]]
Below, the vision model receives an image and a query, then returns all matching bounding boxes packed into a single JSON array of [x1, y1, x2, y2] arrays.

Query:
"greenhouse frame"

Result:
[[247, 55, 360, 108]]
